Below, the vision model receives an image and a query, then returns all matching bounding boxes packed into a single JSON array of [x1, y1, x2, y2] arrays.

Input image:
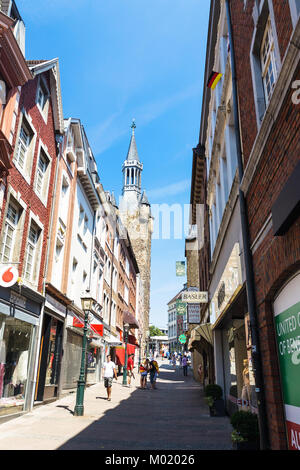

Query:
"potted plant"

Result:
[[230, 410, 260, 450], [204, 384, 225, 417]]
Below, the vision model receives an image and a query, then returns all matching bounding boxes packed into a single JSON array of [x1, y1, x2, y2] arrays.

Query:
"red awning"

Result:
[[115, 347, 125, 366], [123, 310, 140, 329], [128, 334, 139, 347], [115, 344, 135, 366]]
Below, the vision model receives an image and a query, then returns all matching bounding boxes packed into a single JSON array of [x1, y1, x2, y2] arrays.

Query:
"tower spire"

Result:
[[122, 121, 143, 196]]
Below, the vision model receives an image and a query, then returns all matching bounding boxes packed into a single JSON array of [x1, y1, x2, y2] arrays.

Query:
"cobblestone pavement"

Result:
[[0, 360, 233, 450]]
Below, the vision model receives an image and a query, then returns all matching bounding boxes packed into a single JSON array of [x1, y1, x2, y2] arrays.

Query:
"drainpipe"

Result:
[[225, 0, 269, 450]]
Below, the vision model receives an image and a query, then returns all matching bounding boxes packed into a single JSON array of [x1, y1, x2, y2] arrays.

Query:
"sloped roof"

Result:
[[28, 58, 63, 134]]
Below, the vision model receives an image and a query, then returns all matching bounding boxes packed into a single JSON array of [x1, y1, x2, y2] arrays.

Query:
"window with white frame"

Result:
[[124, 284, 129, 305], [24, 222, 40, 281], [15, 125, 30, 170], [35, 147, 50, 199], [125, 258, 130, 278], [37, 78, 49, 118], [260, 17, 278, 105], [112, 267, 117, 292], [1, 201, 20, 263]]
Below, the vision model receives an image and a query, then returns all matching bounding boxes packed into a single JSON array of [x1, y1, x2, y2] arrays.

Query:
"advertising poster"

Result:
[[273, 273, 300, 451]]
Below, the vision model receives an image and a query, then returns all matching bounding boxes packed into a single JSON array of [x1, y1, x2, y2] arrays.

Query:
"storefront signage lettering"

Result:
[[45, 294, 66, 317], [274, 273, 300, 451], [182, 291, 208, 303], [10, 291, 26, 308]]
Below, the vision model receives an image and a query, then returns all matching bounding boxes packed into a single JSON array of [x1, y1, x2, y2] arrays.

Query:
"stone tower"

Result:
[[119, 121, 153, 355]]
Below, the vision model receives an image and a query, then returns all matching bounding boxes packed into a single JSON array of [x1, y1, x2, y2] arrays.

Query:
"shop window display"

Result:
[[45, 317, 58, 386], [86, 345, 100, 385], [0, 315, 33, 415]]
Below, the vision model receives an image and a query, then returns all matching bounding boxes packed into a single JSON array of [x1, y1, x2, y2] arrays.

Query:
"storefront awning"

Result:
[[115, 343, 136, 366], [188, 323, 213, 349], [123, 310, 140, 329], [196, 323, 213, 345], [106, 333, 122, 346]]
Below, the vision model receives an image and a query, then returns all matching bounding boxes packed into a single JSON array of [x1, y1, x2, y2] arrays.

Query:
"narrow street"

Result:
[[0, 360, 232, 450]]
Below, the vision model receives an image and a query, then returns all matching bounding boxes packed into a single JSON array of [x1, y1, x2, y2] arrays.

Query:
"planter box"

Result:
[[209, 398, 226, 417]]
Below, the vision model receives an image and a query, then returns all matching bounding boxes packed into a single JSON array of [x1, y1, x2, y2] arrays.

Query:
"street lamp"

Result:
[[122, 323, 130, 386], [74, 295, 93, 417]]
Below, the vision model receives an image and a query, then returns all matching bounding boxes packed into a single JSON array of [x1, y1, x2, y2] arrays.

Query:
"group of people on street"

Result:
[[139, 358, 160, 389], [101, 350, 190, 401], [169, 351, 191, 376], [101, 353, 160, 401]]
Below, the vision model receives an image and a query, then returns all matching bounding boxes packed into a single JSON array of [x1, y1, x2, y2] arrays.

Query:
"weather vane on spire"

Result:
[[131, 119, 136, 131]]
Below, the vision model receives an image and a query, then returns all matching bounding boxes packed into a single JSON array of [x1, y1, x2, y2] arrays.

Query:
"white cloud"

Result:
[[147, 179, 190, 200], [89, 83, 200, 157]]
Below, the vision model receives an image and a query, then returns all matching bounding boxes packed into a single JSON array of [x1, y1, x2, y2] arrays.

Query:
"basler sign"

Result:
[[181, 291, 208, 303]]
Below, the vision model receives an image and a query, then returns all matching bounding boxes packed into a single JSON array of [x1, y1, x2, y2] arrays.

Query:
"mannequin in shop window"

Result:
[[241, 358, 251, 408]]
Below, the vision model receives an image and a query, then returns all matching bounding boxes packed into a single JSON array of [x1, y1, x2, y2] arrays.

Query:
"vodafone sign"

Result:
[[0, 265, 19, 288]]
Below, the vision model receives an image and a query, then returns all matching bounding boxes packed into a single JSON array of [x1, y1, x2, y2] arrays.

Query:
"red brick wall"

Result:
[[0, 72, 57, 293], [230, 0, 294, 169], [230, 0, 299, 450]]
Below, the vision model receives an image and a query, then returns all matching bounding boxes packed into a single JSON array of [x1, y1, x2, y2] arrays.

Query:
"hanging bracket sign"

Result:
[[182, 291, 208, 303], [0, 265, 19, 288]]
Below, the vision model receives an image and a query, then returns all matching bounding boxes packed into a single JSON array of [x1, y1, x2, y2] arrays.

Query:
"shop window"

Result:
[[0, 315, 34, 415]]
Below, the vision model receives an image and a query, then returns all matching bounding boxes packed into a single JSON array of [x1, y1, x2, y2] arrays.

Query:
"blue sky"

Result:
[[19, 0, 210, 329]]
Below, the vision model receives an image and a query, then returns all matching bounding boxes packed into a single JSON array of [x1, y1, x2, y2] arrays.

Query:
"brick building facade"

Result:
[[230, 0, 300, 450]]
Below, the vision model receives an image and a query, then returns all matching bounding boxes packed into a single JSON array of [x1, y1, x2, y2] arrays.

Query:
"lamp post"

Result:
[[74, 296, 93, 417], [122, 323, 130, 386]]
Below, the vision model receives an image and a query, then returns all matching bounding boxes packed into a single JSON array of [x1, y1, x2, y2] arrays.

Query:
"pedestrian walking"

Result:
[[102, 355, 118, 401], [172, 353, 176, 369], [127, 353, 135, 387], [182, 353, 188, 376], [149, 359, 160, 389], [139, 358, 149, 389]]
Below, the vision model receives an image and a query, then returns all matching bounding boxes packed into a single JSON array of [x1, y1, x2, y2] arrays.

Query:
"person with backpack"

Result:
[[139, 358, 149, 389]]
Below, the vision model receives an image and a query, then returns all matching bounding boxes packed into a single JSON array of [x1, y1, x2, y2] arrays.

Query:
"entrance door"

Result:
[[36, 314, 63, 402]]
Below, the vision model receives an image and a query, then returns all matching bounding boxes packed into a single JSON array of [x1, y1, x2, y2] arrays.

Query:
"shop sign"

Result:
[[0, 265, 19, 288], [188, 303, 201, 324], [182, 291, 208, 303], [274, 273, 300, 451], [237, 398, 249, 407], [178, 334, 186, 344], [176, 261, 186, 277], [211, 243, 242, 325], [176, 300, 187, 316], [45, 294, 66, 318]]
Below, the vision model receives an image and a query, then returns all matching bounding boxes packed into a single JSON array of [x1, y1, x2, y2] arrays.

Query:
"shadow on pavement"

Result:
[[57, 364, 233, 451]]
